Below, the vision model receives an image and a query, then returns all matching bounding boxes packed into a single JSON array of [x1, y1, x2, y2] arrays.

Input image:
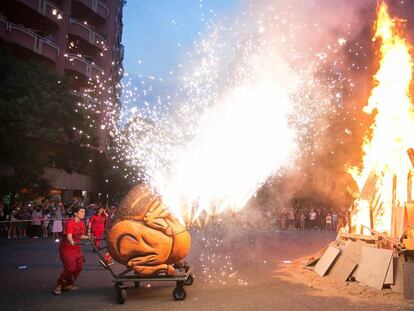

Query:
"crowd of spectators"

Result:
[[271, 198, 348, 232], [0, 194, 348, 237], [0, 195, 116, 240], [206, 198, 349, 233], [276, 207, 346, 232]]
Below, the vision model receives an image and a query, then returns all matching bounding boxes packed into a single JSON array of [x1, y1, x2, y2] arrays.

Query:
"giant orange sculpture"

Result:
[[107, 184, 191, 277]]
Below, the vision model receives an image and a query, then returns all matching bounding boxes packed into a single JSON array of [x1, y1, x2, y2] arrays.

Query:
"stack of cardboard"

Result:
[[305, 231, 414, 299], [308, 149, 414, 298]]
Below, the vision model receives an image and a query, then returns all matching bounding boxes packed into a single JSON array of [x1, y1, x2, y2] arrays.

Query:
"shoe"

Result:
[[62, 285, 78, 291], [54, 285, 62, 295]]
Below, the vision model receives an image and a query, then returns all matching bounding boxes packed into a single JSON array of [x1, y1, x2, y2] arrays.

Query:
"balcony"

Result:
[[43, 167, 97, 192], [15, 0, 61, 25], [74, 0, 109, 21], [69, 19, 106, 49], [0, 16, 7, 39], [70, 90, 102, 110], [65, 53, 104, 79], [6, 23, 59, 62], [119, 43, 124, 61]]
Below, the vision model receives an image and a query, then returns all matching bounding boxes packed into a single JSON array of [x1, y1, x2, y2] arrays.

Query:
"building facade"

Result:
[[0, 0, 124, 201]]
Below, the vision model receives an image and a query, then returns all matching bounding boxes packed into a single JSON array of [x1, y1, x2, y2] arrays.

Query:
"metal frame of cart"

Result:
[[85, 238, 194, 304]]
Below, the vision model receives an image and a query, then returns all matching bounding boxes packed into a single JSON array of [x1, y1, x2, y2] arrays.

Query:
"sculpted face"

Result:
[[107, 185, 191, 277]]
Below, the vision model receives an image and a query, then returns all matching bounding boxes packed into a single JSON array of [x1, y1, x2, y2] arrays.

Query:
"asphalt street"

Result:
[[0, 225, 410, 311]]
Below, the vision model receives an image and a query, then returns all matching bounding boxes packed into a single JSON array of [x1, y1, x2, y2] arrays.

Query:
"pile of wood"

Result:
[[305, 229, 414, 299], [348, 171, 411, 239], [348, 149, 414, 239], [305, 148, 414, 297]]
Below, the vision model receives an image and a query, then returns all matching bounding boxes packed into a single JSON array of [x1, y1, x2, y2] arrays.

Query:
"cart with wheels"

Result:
[[89, 237, 194, 304], [112, 266, 193, 304]]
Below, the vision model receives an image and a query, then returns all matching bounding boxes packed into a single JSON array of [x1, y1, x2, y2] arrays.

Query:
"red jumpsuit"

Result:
[[57, 219, 85, 288], [90, 214, 106, 249]]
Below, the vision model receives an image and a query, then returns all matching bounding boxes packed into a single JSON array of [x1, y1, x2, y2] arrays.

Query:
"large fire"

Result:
[[349, 1, 414, 236]]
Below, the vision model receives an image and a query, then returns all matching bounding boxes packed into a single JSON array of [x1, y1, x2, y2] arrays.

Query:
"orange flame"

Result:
[[349, 1, 414, 235]]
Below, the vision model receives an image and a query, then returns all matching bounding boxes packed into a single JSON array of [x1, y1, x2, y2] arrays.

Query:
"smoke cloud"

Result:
[[118, 0, 414, 221]]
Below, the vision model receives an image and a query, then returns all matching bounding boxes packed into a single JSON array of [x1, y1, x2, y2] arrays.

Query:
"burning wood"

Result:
[[348, 0, 414, 239], [308, 2, 414, 299]]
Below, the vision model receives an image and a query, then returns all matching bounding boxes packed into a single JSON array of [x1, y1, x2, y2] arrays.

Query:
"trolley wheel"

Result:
[[184, 273, 194, 286], [134, 281, 140, 288], [172, 287, 187, 301], [115, 284, 127, 304]]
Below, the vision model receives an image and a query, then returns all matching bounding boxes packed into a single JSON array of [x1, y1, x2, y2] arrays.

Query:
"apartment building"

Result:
[[0, 0, 124, 201]]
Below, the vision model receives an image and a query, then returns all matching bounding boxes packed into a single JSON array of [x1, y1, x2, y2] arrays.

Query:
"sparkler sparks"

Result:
[[109, 1, 358, 225]]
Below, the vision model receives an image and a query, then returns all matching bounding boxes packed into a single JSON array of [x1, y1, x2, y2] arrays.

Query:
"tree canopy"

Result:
[[0, 48, 98, 193]]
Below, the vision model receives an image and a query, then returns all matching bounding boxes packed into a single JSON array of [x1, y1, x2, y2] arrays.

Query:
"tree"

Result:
[[0, 47, 98, 193]]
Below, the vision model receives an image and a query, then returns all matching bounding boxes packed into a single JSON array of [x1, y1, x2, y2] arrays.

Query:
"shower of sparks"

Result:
[[106, 1, 359, 224], [198, 234, 243, 285], [66, 1, 382, 224], [44, 4, 121, 152]]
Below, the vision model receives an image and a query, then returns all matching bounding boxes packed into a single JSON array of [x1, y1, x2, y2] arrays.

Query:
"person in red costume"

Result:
[[88, 206, 107, 250], [54, 206, 89, 295]]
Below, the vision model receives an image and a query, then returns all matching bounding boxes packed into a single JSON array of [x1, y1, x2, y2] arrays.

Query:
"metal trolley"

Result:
[[86, 238, 194, 304]]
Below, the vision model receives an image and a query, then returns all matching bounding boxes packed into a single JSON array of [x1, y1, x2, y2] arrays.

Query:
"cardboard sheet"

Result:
[[328, 254, 357, 282], [355, 247, 393, 290], [314, 246, 340, 277]]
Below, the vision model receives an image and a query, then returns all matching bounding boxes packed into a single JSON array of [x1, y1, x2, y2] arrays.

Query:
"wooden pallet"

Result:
[[337, 231, 380, 247]]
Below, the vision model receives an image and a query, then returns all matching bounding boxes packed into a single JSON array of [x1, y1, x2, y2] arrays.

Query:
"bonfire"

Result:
[[348, 0, 414, 246], [306, 2, 414, 298]]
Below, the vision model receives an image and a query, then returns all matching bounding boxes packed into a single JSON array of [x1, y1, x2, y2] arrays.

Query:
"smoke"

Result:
[[256, 0, 414, 214], [118, 0, 414, 220], [188, 0, 380, 214], [232, 0, 379, 213]]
